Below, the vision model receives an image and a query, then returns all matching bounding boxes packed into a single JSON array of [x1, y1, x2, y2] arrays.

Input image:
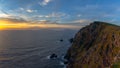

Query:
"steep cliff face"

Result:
[[65, 21, 120, 68]]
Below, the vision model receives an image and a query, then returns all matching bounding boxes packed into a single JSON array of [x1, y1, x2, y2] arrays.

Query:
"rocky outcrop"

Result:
[[65, 21, 120, 68]]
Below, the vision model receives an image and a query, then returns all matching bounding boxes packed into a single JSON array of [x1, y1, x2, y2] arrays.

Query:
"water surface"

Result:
[[0, 28, 78, 68]]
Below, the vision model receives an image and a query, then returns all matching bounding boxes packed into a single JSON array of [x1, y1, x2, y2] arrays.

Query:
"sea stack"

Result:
[[65, 21, 120, 68]]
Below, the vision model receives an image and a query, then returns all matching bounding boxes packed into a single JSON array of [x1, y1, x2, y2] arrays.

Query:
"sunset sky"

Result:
[[0, 0, 120, 29]]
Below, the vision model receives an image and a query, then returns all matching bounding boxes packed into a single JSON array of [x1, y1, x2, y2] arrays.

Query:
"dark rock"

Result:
[[50, 53, 57, 59], [64, 60, 68, 64], [69, 38, 73, 43], [60, 39, 63, 42]]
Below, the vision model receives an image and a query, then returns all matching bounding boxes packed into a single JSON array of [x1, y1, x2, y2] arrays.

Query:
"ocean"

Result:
[[0, 28, 78, 68]]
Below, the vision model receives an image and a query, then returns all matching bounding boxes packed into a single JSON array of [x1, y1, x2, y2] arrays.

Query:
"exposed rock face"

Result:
[[65, 21, 120, 68]]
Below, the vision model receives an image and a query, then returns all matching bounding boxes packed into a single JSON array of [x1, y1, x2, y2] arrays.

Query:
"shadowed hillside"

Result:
[[65, 21, 120, 68]]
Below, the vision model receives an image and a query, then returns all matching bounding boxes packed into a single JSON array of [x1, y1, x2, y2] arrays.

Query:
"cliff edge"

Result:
[[65, 21, 120, 68]]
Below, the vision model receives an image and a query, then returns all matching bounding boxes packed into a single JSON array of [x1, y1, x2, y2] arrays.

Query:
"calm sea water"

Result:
[[0, 28, 78, 68]]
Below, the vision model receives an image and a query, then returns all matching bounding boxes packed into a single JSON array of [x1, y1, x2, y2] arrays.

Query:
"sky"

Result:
[[0, 0, 120, 26]]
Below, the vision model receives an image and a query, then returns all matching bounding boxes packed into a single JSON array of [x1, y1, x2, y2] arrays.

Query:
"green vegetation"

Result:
[[112, 61, 120, 68], [65, 21, 120, 68]]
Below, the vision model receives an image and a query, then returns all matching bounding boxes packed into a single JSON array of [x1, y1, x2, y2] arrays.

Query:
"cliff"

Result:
[[65, 21, 120, 68]]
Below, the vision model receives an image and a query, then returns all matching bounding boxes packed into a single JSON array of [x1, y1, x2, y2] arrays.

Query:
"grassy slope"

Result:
[[66, 21, 120, 68]]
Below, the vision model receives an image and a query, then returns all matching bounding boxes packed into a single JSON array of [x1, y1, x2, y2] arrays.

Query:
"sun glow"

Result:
[[0, 20, 38, 30], [0, 19, 80, 30], [0, 23, 31, 30]]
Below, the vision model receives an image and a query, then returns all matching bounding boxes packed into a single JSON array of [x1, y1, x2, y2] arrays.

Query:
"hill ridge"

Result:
[[65, 21, 120, 68]]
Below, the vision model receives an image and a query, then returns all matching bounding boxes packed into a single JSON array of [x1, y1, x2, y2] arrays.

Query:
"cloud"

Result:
[[19, 8, 37, 13], [0, 10, 11, 18], [0, 10, 30, 22], [19, 8, 24, 11], [37, 15, 44, 18], [47, 12, 66, 18], [26, 9, 37, 13], [36, 15, 49, 18], [0, 17, 29, 23], [73, 19, 91, 23], [77, 14, 82, 17], [0, 18, 83, 30], [34, 12, 67, 18], [0, 14, 10, 18], [26, 9, 33, 13], [39, 0, 52, 6]]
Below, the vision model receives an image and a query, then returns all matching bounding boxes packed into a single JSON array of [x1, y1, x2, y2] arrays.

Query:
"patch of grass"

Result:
[[112, 61, 120, 68]]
